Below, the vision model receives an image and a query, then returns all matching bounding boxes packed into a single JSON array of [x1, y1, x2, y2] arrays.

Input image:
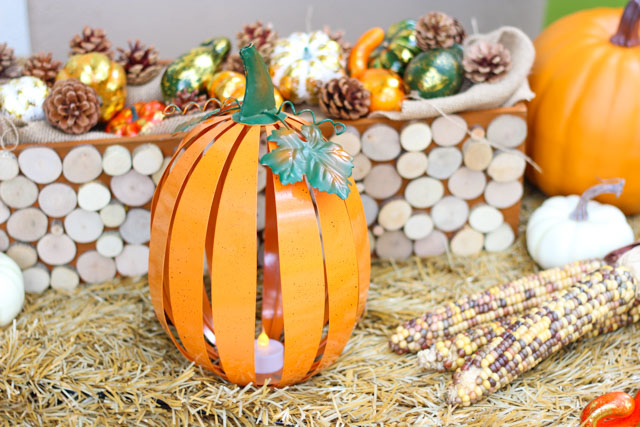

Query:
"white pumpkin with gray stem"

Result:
[[527, 180, 635, 269], [0, 252, 25, 326]]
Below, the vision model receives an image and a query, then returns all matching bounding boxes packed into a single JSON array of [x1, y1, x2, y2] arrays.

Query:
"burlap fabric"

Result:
[[370, 26, 535, 120]]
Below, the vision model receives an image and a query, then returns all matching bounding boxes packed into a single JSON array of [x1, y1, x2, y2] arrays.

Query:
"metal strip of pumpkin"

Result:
[[207, 125, 261, 386], [166, 125, 245, 371], [266, 136, 327, 386], [149, 119, 236, 372]]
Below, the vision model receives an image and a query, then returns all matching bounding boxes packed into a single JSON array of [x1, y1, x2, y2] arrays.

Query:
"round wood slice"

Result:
[[484, 180, 524, 209], [414, 230, 448, 257], [448, 167, 487, 200], [469, 204, 504, 233], [100, 202, 127, 228], [50, 265, 80, 292], [257, 164, 267, 193], [378, 199, 412, 231], [152, 157, 171, 186], [363, 164, 402, 200], [404, 213, 434, 241], [450, 226, 484, 257], [404, 177, 444, 209], [331, 130, 361, 156], [360, 194, 379, 227], [361, 124, 401, 161], [469, 125, 486, 141], [463, 141, 493, 171], [431, 115, 468, 147], [0, 200, 9, 224], [375, 231, 413, 260], [110, 169, 155, 207], [396, 151, 428, 179], [368, 229, 375, 254], [77, 181, 111, 212], [7, 208, 48, 242], [64, 208, 104, 244], [372, 224, 385, 237], [257, 194, 266, 231], [427, 147, 462, 179], [119, 208, 151, 244], [431, 196, 469, 232], [487, 151, 526, 182], [484, 223, 515, 252], [0, 175, 38, 208], [102, 145, 132, 177], [400, 121, 432, 152], [23, 264, 50, 294], [0, 151, 19, 181], [18, 147, 62, 184], [76, 250, 116, 284], [38, 183, 77, 218], [36, 232, 76, 266], [7, 242, 38, 269], [0, 229, 9, 252], [352, 153, 372, 181], [486, 114, 527, 148], [356, 182, 365, 193], [62, 145, 103, 184], [132, 143, 164, 175], [96, 231, 124, 258], [115, 244, 149, 277]]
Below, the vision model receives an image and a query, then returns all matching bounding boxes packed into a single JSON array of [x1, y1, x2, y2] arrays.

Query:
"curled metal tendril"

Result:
[[275, 101, 346, 135]]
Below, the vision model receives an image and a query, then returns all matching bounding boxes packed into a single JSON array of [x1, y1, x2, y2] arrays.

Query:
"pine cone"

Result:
[[44, 79, 100, 134], [221, 53, 244, 74], [323, 26, 352, 59], [319, 77, 370, 120], [0, 42, 19, 77], [169, 88, 212, 114], [22, 52, 61, 87], [116, 40, 162, 85], [237, 21, 278, 64], [69, 26, 113, 59], [416, 12, 466, 50], [463, 41, 511, 83]]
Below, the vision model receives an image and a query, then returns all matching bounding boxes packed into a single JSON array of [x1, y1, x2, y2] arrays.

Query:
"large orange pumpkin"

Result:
[[527, 0, 640, 214], [149, 45, 370, 387]]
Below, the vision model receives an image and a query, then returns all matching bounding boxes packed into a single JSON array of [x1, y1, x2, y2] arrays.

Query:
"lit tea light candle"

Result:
[[255, 329, 284, 374]]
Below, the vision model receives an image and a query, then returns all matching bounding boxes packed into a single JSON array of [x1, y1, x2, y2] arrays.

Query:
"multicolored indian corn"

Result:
[[389, 259, 605, 354], [447, 265, 638, 406]]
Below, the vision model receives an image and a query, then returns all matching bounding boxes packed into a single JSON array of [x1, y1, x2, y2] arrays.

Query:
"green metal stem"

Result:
[[233, 44, 284, 125]]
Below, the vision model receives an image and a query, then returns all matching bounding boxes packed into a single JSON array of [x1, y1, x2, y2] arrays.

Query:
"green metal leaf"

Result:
[[260, 124, 354, 199]]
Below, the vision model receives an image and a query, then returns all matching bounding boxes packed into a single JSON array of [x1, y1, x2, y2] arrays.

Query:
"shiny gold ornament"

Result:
[[0, 76, 49, 121], [207, 70, 283, 108], [161, 38, 230, 101], [270, 31, 345, 104], [57, 52, 126, 122]]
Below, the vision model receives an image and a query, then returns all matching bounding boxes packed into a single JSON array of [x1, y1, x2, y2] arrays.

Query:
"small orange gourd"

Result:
[[528, 0, 640, 213], [149, 45, 370, 387]]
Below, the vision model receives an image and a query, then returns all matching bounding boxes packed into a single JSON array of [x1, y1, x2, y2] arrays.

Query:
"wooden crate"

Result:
[[0, 133, 182, 291], [320, 103, 528, 259]]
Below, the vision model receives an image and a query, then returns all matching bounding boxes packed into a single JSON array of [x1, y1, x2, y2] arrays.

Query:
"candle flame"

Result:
[[257, 330, 269, 348]]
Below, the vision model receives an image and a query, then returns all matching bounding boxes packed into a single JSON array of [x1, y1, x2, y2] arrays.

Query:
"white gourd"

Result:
[[526, 180, 634, 269], [0, 252, 24, 326]]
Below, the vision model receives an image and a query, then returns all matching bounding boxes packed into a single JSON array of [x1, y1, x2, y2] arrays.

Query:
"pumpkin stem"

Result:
[[233, 44, 282, 125], [610, 0, 640, 47], [569, 179, 625, 221]]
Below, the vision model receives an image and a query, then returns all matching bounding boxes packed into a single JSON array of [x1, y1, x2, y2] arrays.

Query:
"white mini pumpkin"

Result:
[[270, 31, 345, 104], [0, 252, 25, 326], [527, 180, 634, 269]]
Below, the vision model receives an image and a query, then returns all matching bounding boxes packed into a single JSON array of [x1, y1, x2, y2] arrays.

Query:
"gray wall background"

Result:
[[26, 0, 545, 60]]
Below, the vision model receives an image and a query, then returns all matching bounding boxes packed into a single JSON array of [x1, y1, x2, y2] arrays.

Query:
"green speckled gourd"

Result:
[[403, 46, 463, 99], [368, 19, 421, 75], [161, 37, 230, 101]]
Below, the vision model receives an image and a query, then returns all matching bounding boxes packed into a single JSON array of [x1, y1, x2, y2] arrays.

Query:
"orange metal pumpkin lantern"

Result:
[[149, 45, 370, 387]]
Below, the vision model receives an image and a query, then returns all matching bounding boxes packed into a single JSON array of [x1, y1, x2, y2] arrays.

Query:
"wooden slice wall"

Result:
[[321, 103, 527, 260], [0, 133, 182, 292]]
